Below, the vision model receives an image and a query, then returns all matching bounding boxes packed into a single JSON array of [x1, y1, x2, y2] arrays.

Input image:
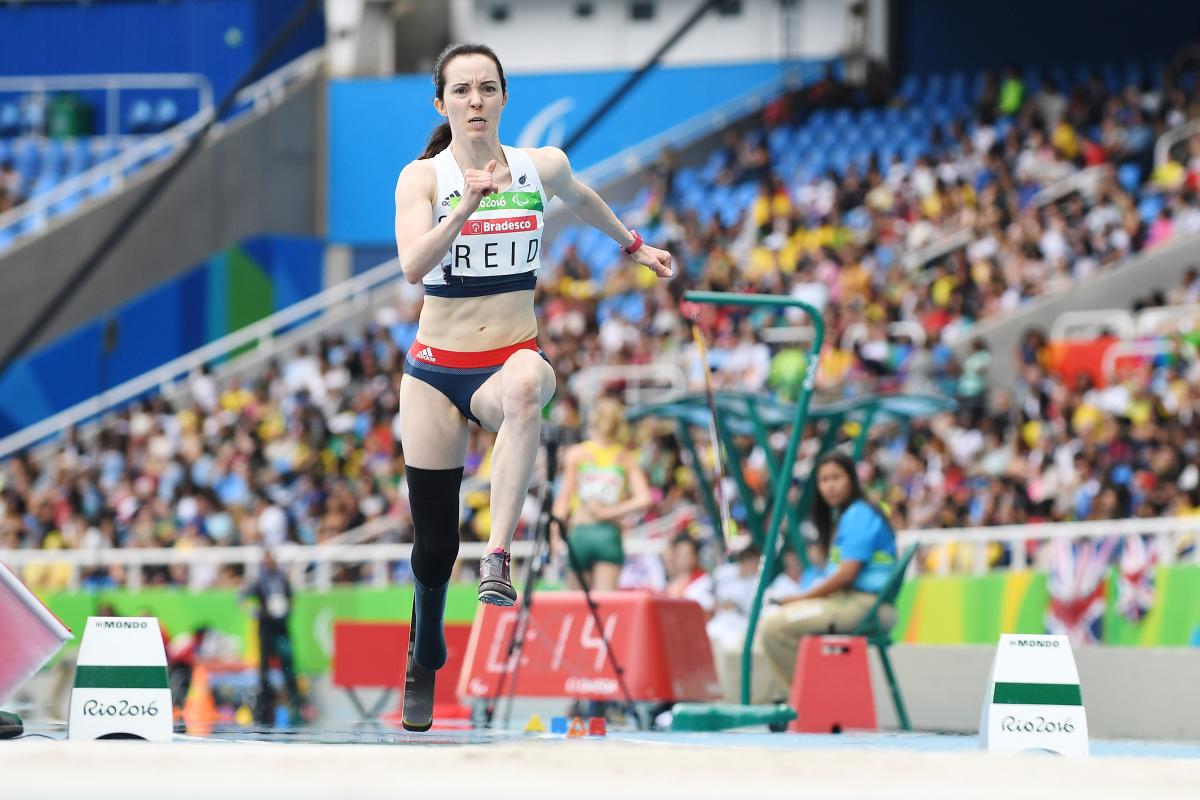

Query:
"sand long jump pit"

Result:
[[3, 728, 1200, 799]]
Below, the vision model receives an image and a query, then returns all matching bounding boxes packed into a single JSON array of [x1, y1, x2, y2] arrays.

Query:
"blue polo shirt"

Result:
[[828, 499, 897, 594]]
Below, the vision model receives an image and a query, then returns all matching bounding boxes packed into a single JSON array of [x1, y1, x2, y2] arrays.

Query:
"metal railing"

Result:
[[0, 255, 402, 460], [1155, 116, 1200, 168], [1101, 338, 1198, 383], [1049, 309, 1137, 341], [0, 72, 213, 139], [1027, 163, 1109, 208], [5, 513, 1196, 592], [0, 49, 325, 244], [0, 504, 703, 593], [568, 362, 688, 412], [899, 516, 1200, 576]]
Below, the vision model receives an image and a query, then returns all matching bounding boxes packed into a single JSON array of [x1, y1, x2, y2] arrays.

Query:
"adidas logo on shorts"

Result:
[[415, 346, 437, 363]]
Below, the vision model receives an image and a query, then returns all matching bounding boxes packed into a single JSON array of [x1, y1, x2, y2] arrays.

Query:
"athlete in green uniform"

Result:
[[552, 398, 652, 590]]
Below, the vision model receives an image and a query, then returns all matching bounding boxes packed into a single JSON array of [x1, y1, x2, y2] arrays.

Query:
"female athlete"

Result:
[[393, 43, 672, 728]]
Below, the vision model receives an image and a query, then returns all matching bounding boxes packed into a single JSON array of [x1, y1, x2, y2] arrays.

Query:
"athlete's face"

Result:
[[436, 54, 507, 140]]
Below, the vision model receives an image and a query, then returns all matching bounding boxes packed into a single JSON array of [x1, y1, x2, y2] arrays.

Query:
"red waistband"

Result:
[[408, 338, 538, 369]]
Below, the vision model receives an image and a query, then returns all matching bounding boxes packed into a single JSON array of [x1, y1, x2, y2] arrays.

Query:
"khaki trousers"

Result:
[[757, 591, 893, 696]]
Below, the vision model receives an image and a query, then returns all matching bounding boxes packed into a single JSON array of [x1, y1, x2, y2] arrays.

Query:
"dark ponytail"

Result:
[[420, 123, 453, 160], [418, 42, 508, 160]]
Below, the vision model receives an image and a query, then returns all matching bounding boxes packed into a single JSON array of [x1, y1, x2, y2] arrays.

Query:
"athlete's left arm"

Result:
[[533, 146, 673, 278]]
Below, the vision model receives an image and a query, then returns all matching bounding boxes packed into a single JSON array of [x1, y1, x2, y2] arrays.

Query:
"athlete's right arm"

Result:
[[394, 160, 475, 284]]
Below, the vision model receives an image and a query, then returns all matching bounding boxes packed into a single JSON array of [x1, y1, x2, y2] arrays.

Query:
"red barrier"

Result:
[[787, 635, 876, 733], [1046, 338, 1118, 388], [457, 590, 720, 703], [332, 621, 471, 707]]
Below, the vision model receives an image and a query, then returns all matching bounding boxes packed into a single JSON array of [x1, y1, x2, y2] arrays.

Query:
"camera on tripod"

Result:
[[539, 422, 582, 447]]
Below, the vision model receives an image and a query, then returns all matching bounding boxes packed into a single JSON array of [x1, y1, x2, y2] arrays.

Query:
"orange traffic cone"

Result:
[[567, 716, 587, 738], [182, 665, 218, 736]]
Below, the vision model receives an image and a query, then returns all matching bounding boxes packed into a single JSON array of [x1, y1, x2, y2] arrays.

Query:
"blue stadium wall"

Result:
[[0, 236, 323, 437], [327, 59, 834, 245]]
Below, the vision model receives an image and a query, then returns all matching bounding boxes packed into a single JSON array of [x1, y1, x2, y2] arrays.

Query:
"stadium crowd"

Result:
[[3, 53, 1200, 590]]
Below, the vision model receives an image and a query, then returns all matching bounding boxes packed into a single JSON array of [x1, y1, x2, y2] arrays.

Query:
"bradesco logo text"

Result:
[[461, 215, 538, 236], [449, 191, 543, 212]]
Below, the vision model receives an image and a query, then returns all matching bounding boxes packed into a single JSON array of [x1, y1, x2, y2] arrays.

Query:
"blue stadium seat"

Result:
[[154, 97, 179, 131], [767, 126, 792, 158], [44, 139, 67, 175], [897, 75, 921, 103], [923, 74, 945, 103], [15, 137, 40, 177], [1021, 68, 1041, 94], [946, 71, 967, 102], [1138, 194, 1165, 224], [1123, 61, 1143, 89], [902, 142, 926, 165], [1117, 163, 1141, 194], [1042, 66, 1063, 92], [0, 103, 21, 137], [66, 138, 92, 174], [1100, 63, 1120, 93], [127, 99, 154, 134]]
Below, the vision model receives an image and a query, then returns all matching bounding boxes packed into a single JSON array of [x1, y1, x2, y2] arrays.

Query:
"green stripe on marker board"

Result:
[[74, 665, 169, 689], [992, 682, 1082, 706]]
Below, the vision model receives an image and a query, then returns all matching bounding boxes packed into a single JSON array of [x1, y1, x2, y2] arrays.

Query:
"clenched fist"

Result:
[[461, 159, 500, 213]]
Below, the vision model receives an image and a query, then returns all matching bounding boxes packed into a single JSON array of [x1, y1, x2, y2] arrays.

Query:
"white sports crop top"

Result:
[[423, 144, 546, 298]]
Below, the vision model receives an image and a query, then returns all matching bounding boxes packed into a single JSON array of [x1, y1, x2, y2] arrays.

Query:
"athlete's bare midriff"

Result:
[[416, 290, 538, 350]]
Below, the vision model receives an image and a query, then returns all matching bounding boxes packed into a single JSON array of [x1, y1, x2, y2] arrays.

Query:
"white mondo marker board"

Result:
[[68, 617, 173, 741], [981, 633, 1088, 757]]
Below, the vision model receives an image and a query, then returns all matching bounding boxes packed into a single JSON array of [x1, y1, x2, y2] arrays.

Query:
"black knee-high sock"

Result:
[[405, 465, 463, 670]]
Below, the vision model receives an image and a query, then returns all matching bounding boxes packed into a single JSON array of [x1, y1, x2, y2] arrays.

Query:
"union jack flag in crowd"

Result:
[[1045, 536, 1120, 646], [1116, 534, 1157, 623]]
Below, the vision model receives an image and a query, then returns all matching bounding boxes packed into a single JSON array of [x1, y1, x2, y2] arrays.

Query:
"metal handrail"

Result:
[[1155, 116, 1200, 168], [0, 72, 214, 139], [568, 362, 688, 411], [0, 48, 325, 241], [1027, 163, 1109, 207], [0, 256, 403, 460], [899, 515, 1200, 576], [1101, 338, 1198, 383], [901, 227, 973, 272], [0, 510, 697, 593], [1049, 309, 1136, 341], [6, 512, 1194, 591], [1135, 302, 1200, 336]]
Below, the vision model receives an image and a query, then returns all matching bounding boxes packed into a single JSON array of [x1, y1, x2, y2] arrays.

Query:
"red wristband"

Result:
[[622, 229, 643, 255]]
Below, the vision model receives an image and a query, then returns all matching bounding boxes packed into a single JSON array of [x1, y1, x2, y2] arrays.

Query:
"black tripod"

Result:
[[481, 425, 645, 731]]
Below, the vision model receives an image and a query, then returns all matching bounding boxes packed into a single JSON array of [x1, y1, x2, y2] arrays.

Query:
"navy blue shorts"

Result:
[[402, 339, 551, 425]]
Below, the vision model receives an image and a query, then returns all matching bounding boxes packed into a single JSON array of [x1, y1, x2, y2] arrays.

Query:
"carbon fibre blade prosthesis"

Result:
[[402, 630, 436, 732]]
